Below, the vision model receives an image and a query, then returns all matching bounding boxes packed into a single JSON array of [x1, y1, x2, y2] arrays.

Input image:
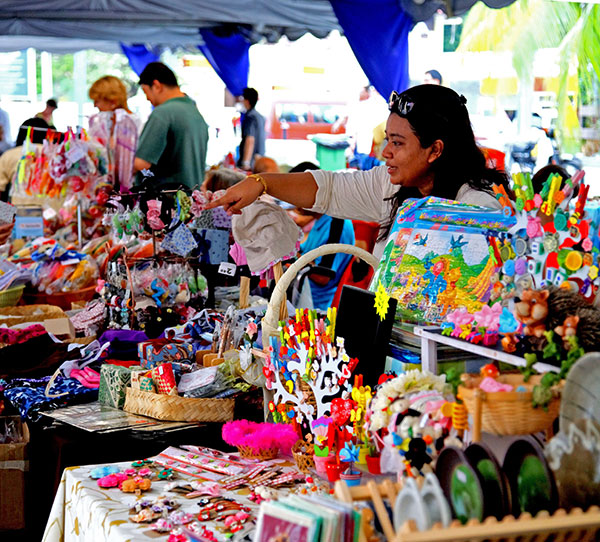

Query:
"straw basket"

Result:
[[458, 373, 563, 441], [23, 285, 97, 311], [236, 445, 280, 460], [292, 439, 315, 473], [123, 387, 235, 423], [0, 285, 25, 308], [0, 304, 66, 327]]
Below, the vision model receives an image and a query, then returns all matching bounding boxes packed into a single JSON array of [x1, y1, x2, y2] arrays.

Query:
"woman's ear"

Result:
[[428, 139, 444, 163]]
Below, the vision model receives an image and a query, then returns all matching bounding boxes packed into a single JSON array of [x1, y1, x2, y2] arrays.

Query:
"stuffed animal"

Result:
[[515, 289, 550, 338]]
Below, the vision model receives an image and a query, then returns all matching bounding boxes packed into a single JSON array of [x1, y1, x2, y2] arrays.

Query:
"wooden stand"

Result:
[[335, 479, 600, 542]]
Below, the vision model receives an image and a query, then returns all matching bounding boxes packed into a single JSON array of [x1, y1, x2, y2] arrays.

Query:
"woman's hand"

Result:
[[205, 176, 264, 215], [0, 221, 14, 245]]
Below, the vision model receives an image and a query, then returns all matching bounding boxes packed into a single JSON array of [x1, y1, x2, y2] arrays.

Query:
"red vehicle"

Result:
[[266, 99, 347, 140]]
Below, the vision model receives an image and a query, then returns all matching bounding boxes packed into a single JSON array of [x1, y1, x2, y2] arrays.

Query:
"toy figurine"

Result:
[[515, 289, 549, 338], [554, 315, 579, 350]]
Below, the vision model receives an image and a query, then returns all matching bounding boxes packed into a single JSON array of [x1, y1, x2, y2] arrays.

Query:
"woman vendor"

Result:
[[208, 85, 509, 258]]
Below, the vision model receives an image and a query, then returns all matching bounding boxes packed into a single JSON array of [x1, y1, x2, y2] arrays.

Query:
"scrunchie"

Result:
[[146, 199, 166, 230]]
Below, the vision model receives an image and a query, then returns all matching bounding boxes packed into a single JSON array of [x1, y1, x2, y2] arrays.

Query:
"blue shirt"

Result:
[[300, 215, 355, 309]]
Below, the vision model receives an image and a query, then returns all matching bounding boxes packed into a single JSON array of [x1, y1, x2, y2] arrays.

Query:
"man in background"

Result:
[[36, 98, 58, 128], [424, 70, 443, 85], [237, 87, 265, 171], [134, 62, 209, 189]]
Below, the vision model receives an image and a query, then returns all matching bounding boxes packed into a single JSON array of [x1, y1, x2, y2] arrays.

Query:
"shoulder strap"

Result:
[[319, 218, 345, 269]]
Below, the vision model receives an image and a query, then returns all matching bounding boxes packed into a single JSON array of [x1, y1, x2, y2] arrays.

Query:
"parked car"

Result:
[[266, 99, 347, 140]]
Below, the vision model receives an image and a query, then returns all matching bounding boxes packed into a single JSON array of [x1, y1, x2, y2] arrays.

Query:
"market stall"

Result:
[[2, 153, 600, 542]]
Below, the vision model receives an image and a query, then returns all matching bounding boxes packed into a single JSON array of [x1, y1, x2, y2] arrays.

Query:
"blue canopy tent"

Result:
[[0, 0, 517, 104]]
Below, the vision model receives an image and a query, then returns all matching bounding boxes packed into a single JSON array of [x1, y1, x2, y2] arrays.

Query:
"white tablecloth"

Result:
[[42, 453, 298, 542]]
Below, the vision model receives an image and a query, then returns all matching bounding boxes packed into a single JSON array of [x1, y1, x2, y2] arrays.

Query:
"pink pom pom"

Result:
[[222, 420, 299, 455]]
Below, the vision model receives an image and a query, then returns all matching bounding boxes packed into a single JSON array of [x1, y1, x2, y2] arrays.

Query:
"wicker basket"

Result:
[[236, 444, 280, 460], [23, 285, 97, 311], [458, 373, 562, 437], [123, 387, 235, 422], [0, 304, 66, 327], [0, 285, 25, 308], [292, 439, 315, 473]]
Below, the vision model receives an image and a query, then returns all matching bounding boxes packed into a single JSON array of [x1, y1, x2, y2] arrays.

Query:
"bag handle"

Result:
[[262, 243, 379, 344]]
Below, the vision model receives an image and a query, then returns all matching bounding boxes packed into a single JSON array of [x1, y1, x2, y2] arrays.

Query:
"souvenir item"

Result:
[[161, 222, 198, 258], [464, 442, 508, 520], [137, 337, 194, 369], [503, 436, 558, 517], [268, 308, 359, 434], [435, 446, 485, 524], [546, 352, 600, 509], [151, 363, 177, 395], [371, 197, 514, 324], [98, 364, 146, 408], [221, 420, 298, 460]]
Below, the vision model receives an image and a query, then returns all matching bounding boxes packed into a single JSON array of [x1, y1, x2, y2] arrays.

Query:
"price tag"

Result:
[[218, 262, 236, 277]]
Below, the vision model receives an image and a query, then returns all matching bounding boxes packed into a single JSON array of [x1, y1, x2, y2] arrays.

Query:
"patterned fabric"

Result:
[[161, 222, 198, 257], [137, 340, 194, 370], [2, 376, 97, 421], [203, 229, 229, 265], [98, 364, 145, 409], [150, 363, 176, 394]]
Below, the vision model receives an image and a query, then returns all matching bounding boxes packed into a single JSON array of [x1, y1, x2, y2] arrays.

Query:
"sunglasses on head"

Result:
[[388, 91, 414, 116]]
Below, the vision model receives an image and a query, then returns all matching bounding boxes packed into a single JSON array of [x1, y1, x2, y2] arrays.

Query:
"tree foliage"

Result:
[[458, 0, 600, 149]]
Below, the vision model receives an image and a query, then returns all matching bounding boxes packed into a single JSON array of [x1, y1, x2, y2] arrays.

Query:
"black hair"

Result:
[[139, 62, 178, 87], [531, 164, 570, 195], [425, 70, 443, 84], [16, 117, 50, 146], [242, 87, 259, 109], [289, 161, 320, 173], [46, 98, 58, 109], [379, 84, 510, 241]]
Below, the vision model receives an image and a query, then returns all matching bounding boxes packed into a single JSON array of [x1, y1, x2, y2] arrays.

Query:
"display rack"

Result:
[[334, 479, 600, 542], [413, 325, 560, 375]]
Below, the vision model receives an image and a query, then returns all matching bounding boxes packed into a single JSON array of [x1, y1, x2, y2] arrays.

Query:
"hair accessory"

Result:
[[146, 199, 166, 230]]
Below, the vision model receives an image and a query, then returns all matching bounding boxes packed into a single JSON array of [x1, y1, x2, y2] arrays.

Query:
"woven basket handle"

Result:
[[262, 243, 379, 343]]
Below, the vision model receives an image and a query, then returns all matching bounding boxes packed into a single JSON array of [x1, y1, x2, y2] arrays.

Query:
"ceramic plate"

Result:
[[503, 436, 558, 517], [435, 446, 485, 524], [464, 442, 508, 519]]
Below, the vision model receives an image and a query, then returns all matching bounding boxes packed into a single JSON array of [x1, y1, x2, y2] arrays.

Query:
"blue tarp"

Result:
[[330, 0, 412, 99], [120, 44, 161, 76], [198, 29, 250, 97]]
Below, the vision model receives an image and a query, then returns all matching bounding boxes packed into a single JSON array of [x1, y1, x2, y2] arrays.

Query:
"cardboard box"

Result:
[[43, 317, 76, 340], [0, 416, 29, 530]]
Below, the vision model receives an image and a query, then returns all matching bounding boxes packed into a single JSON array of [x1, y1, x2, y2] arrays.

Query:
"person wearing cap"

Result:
[[207, 84, 508, 258], [36, 98, 58, 128], [133, 62, 208, 189]]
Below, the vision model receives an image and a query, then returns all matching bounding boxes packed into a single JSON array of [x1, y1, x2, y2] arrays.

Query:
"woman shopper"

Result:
[[207, 84, 509, 257]]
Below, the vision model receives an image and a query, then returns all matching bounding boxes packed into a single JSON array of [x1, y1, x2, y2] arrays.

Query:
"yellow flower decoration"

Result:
[[374, 281, 391, 320]]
